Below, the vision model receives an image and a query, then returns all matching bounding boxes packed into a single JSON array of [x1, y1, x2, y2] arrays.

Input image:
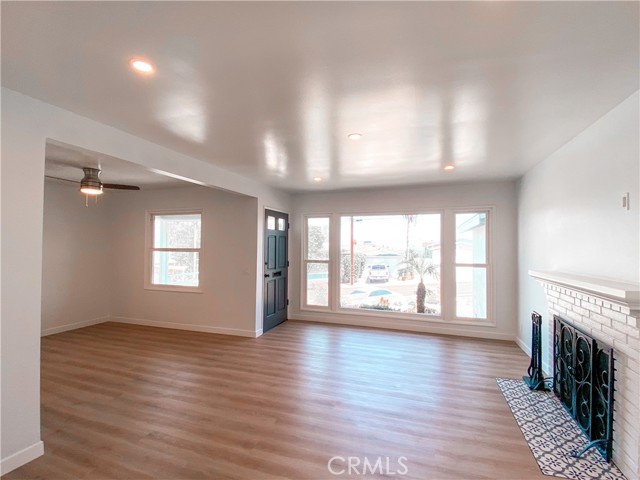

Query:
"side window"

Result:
[[454, 212, 488, 319], [304, 217, 330, 307], [147, 211, 202, 291]]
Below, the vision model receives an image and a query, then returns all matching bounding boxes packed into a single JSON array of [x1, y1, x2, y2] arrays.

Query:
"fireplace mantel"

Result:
[[529, 270, 640, 309]]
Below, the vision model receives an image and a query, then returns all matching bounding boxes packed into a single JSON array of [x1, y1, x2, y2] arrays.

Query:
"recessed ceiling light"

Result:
[[129, 58, 155, 75], [443, 165, 455, 171], [347, 133, 363, 141], [313, 177, 323, 182]]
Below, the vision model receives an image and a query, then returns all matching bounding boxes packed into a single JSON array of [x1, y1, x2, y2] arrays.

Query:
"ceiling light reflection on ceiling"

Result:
[[347, 133, 363, 140], [129, 58, 155, 75], [313, 177, 323, 182], [443, 165, 455, 171]]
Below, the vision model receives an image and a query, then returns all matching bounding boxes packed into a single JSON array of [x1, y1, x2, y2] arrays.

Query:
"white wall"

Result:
[[109, 186, 259, 336], [517, 91, 640, 357], [0, 87, 290, 474], [41, 180, 112, 335], [289, 180, 519, 340]]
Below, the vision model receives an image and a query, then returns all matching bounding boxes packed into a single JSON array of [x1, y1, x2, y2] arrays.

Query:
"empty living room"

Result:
[[1, 2, 639, 479]]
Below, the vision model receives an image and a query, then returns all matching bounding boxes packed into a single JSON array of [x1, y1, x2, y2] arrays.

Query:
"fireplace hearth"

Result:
[[553, 314, 614, 461]]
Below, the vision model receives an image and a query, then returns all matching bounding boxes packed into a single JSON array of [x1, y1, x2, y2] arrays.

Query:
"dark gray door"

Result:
[[263, 209, 288, 332]]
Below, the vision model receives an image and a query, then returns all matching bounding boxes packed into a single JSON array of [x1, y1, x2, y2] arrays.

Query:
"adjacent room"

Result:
[[1, 2, 638, 480]]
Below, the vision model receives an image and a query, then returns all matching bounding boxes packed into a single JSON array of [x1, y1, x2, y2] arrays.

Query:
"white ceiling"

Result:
[[3, 2, 638, 192], [45, 140, 189, 190]]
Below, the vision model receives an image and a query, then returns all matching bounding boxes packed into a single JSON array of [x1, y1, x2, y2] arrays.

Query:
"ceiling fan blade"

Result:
[[102, 183, 141, 191], [45, 175, 80, 184]]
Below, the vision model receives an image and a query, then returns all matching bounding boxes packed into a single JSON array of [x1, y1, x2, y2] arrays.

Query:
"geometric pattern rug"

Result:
[[497, 378, 626, 479]]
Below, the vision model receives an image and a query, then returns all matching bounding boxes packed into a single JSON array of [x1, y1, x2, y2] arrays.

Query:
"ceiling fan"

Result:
[[46, 167, 141, 195]]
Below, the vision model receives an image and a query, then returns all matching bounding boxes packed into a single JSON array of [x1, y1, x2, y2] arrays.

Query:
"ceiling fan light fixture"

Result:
[[80, 167, 104, 195], [80, 185, 103, 195]]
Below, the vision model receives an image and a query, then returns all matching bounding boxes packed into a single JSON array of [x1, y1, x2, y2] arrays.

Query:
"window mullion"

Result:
[[442, 209, 456, 322]]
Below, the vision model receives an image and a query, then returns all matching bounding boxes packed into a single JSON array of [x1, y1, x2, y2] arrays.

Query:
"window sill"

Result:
[[144, 285, 203, 294], [299, 305, 496, 327]]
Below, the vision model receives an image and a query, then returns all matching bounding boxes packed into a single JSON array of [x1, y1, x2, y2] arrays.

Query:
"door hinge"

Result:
[[287, 299, 289, 306], [288, 222, 290, 230], [287, 260, 290, 267]]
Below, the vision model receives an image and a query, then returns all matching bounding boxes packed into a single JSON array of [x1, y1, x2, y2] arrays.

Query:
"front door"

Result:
[[263, 209, 288, 332]]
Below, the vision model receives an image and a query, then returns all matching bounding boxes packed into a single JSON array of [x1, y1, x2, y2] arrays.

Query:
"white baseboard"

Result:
[[0, 441, 44, 475], [41, 316, 109, 336], [110, 316, 260, 338], [290, 313, 515, 342], [515, 336, 531, 356]]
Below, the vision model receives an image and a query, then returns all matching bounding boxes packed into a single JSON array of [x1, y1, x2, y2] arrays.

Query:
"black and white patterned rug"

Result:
[[497, 378, 625, 479]]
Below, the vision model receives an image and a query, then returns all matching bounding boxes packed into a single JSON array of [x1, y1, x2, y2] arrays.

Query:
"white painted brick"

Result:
[[605, 308, 631, 324], [590, 312, 613, 327], [581, 301, 601, 314], [619, 305, 632, 315], [628, 316, 638, 328], [604, 325, 628, 343], [571, 304, 590, 317], [628, 357, 640, 375], [614, 322, 640, 339], [564, 310, 583, 325], [616, 338, 640, 362], [558, 299, 575, 310], [553, 305, 567, 315], [582, 317, 603, 332], [548, 290, 560, 299]]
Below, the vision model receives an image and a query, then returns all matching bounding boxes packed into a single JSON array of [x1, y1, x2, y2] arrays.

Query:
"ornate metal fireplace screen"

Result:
[[553, 315, 615, 461]]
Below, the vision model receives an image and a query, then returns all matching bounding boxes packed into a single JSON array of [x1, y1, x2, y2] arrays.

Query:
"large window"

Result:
[[340, 214, 441, 315], [146, 211, 202, 291], [304, 216, 330, 307], [301, 209, 491, 323]]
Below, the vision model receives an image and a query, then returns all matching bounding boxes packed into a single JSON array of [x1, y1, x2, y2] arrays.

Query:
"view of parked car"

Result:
[[366, 264, 389, 283]]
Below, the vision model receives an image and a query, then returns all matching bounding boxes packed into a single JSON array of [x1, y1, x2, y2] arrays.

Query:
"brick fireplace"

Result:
[[530, 271, 640, 479]]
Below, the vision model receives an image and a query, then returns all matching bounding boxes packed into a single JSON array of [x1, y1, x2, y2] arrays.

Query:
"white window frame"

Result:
[[302, 214, 331, 310], [451, 208, 492, 322], [300, 207, 495, 326], [144, 208, 204, 293]]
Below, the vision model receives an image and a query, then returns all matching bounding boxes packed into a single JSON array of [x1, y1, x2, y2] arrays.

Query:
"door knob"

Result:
[[264, 273, 270, 278]]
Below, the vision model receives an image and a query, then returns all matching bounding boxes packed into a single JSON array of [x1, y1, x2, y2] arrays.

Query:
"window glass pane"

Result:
[[455, 213, 486, 264], [306, 263, 328, 306], [339, 214, 441, 315], [306, 217, 330, 260], [277, 218, 286, 231], [267, 216, 276, 230], [456, 266, 487, 319], [152, 251, 200, 287], [154, 214, 201, 249]]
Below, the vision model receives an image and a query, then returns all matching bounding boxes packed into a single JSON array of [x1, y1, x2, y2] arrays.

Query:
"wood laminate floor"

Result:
[[5, 321, 545, 480]]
